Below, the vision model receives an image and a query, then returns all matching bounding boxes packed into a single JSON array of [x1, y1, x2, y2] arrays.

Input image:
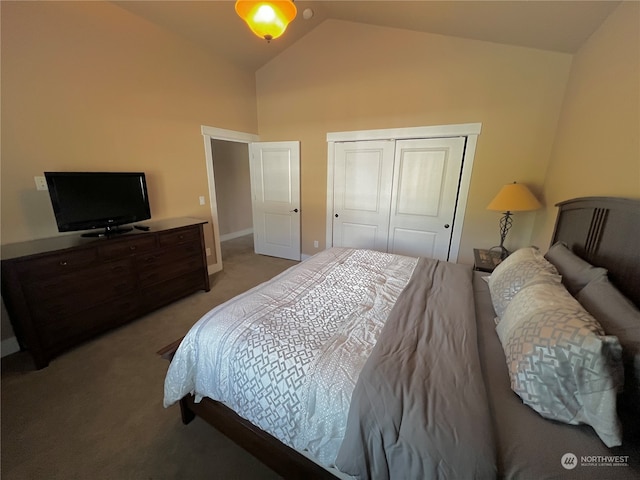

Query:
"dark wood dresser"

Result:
[[1, 218, 210, 369]]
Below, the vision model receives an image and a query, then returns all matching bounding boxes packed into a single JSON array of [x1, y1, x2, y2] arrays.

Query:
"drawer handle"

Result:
[[59, 261, 68, 266], [130, 246, 137, 251]]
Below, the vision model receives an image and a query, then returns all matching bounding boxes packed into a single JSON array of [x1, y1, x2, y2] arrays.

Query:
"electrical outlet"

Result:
[[206, 248, 211, 257], [34, 176, 48, 191], [314, 240, 319, 248], [199, 196, 205, 206]]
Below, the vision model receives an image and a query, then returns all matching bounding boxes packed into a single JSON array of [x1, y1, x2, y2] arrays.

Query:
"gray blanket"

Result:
[[335, 257, 497, 479]]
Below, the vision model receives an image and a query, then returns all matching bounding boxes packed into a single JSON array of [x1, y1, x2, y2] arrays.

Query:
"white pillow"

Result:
[[496, 281, 624, 447], [488, 247, 560, 319]]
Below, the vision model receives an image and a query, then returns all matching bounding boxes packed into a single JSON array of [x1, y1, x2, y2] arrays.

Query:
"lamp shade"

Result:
[[235, 1, 297, 41], [487, 182, 542, 212]]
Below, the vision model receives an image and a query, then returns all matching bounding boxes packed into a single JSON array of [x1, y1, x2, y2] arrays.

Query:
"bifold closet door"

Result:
[[332, 140, 395, 251], [332, 137, 465, 261], [387, 137, 465, 260]]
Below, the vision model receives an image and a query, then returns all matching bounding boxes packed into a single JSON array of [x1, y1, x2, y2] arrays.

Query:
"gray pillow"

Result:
[[576, 277, 640, 428], [544, 242, 608, 296], [496, 281, 624, 447], [488, 247, 560, 319]]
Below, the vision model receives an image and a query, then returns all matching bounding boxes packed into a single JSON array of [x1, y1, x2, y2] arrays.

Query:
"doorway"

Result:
[[202, 126, 258, 274], [201, 126, 302, 273], [211, 139, 254, 246]]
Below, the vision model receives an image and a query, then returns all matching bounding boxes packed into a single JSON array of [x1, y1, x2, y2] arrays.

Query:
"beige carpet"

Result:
[[1, 235, 298, 480]]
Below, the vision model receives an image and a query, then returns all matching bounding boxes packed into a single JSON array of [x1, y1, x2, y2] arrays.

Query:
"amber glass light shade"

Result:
[[235, 1, 297, 41]]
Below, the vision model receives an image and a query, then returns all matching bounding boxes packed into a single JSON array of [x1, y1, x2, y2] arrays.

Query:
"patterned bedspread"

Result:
[[163, 248, 418, 465]]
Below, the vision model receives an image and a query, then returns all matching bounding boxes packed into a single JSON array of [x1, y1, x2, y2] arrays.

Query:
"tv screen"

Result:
[[45, 172, 151, 236]]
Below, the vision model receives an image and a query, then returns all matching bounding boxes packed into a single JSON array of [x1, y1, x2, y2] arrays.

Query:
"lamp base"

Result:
[[489, 245, 509, 260]]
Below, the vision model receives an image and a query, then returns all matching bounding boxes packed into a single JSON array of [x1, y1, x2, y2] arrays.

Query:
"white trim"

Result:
[[1, 337, 20, 358], [326, 123, 481, 263], [201, 125, 259, 143], [448, 134, 478, 262], [326, 122, 481, 143], [201, 125, 259, 274], [219, 228, 254, 242], [325, 141, 336, 249]]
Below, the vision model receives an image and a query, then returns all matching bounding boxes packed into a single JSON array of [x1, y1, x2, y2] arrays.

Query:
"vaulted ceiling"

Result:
[[112, 1, 621, 72]]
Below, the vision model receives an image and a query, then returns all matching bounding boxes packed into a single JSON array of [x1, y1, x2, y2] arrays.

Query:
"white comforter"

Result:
[[163, 248, 417, 465]]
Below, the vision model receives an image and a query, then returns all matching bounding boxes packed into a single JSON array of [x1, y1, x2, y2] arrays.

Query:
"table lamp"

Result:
[[487, 182, 542, 259]]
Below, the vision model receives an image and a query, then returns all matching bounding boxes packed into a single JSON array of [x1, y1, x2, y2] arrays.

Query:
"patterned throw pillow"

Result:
[[496, 281, 624, 447], [488, 247, 560, 319]]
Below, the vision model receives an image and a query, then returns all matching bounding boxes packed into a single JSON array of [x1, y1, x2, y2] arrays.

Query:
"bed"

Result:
[[160, 196, 640, 479]]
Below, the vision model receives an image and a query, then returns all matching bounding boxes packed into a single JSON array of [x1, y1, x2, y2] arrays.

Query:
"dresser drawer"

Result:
[[98, 235, 157, 259], [137, 244, 204, 288], [16, 248, 98, 280], [140, 270, 206, 309], [38, 294, 140, 351], [24, 259, 135, 309], [158, 226, 200, 247]]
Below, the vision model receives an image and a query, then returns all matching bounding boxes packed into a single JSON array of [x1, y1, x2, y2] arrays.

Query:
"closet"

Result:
[[330, 136, 467, 261]]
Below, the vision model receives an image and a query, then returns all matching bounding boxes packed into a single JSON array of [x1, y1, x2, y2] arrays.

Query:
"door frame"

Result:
[[202, 125, 259, 274], [326, 123, 481, 263]]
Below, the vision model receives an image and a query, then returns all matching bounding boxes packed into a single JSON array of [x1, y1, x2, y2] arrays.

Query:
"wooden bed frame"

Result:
[[159, 196, 640, 479], [551, 197, 640, 307]]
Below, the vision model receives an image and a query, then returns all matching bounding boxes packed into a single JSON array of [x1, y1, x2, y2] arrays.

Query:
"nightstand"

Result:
[[473, 248, 503, 273]]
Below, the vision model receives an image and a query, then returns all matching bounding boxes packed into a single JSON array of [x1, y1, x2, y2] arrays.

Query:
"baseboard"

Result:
[[1, 337, 20, 358], [219, 228, 253, 243]]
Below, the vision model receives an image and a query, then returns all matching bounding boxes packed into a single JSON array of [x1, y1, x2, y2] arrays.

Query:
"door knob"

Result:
[[290, 208, 299, 213], [444, 224, 450, 229], [335, 214, 339, 218]]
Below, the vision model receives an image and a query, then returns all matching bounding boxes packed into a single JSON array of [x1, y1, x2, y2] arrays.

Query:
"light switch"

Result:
[[199, 196, 205, 206]]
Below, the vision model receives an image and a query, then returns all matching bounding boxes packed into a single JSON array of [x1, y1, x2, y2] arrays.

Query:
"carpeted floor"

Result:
[[1, 235, 298, 480]]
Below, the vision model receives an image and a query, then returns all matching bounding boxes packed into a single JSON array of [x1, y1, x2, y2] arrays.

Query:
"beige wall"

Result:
[[0, 0, 258, 342], [211, 140, 253, 237], [532, 1, 640, 247], [256, 20, 573, 263], [1, 1, 258, 252]]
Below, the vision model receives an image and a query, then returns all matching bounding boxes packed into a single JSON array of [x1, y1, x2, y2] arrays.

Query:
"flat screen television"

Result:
[[45, 171, 151, 237]]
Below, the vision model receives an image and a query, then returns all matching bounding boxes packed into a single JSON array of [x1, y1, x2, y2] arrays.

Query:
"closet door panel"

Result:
[[395, 150, 446, 217], [333, 140, 395, 252], [340, 223, 379, 251], [391, 228, 437, 258], [388, 138, 465, 260]]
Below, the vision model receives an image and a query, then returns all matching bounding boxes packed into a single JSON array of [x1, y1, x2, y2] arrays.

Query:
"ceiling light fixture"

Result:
[[235, 1, 297, 42]]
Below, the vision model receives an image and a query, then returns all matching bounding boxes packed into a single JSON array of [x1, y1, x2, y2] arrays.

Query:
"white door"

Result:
[[332, 140, 396, 251], [249, 141, 301, 261], [387, 137, 465, 260]]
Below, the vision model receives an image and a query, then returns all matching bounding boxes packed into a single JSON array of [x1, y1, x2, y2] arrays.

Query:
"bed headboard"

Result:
[[551, 196, 640, 308]]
